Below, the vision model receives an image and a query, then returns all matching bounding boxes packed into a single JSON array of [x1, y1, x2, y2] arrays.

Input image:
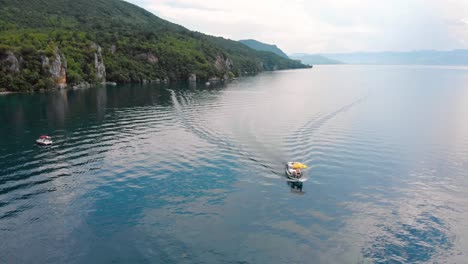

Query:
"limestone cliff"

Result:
[[211, 54, 234, 81], [41, 47, 67, 88], [136, 52, 159, 64], [0, 51, 20, 74], [91, 43, 106, 83], [188, 73, 196, 82], [214, 54, 233, 73]]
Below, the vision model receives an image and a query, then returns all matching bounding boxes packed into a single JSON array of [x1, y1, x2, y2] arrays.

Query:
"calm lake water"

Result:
[[1, 65, 468, 263]]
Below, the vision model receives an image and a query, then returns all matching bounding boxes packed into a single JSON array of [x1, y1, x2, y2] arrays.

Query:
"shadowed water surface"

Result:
[[1, 65, 468, 263]]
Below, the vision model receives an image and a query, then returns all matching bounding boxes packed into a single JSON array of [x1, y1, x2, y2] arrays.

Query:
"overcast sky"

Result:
[[126, 0, 468, 54]]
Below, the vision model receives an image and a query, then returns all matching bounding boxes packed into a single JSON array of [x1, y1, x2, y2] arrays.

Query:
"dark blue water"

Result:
[[1, 65, 468, 263]]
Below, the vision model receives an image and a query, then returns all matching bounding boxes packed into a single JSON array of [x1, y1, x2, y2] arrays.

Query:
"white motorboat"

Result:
[[285, 162, 308, 182], [36, 135, 53, 145]]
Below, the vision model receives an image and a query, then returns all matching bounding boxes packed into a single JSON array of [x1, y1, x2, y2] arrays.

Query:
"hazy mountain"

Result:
[[320, 50, 468, 65], [289, 54, 343, 65], [239, 39, 289, 58]]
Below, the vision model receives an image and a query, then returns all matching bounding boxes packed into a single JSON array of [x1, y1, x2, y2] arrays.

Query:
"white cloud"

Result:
[[126, 0, 468, 53]]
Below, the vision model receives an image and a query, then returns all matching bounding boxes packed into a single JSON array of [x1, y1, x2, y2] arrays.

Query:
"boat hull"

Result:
[[286, 177, 308, 182], [285, 166, 307, 182], [36, 139, 53, 145]]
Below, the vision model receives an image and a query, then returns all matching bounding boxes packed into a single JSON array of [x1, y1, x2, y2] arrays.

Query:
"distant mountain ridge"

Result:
[[239, 39, 289, 58], [317, 50, 468, 65], [289, 54, 343, 65]]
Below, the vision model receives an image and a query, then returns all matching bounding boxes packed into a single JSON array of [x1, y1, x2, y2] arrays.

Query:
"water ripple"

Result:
[[1, 67, 468, 263]]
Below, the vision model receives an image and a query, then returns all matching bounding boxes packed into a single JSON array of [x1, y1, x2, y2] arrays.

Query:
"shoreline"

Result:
[[0, 68, 314, 94], [0, 91, 17, 95], [0, 78, 235, 94]]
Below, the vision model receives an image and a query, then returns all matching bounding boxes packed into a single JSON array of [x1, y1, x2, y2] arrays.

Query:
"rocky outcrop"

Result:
[[188, 73, 196, 82], [72, 82, 91, 89], [214, 54, 233, 73], [41, 47, 67, 88], [91, 42, 106, 83], [140, 77, 168, 84], [0, 50, 20, 73], [208, 76, 220, 82], [225, 57, 233, 70], [41, 56, 49, 69], [51, 49, 67, 87], [110, 44, 117, 54], [136, 52, 159, 64]]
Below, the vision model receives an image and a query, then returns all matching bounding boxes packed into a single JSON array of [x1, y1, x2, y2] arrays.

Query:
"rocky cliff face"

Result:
[[91, 42, 106, 83], [214, 54, 233, 73], [48, 47, 67, 88], [41, 47, 67, 88], [110, 44, 117, 54], [188, 73, 196, 82], [211, 54, 235, 81], [1, 41, 110, 91], [1, 51, 20, 74], [136, 52, 159, 64]]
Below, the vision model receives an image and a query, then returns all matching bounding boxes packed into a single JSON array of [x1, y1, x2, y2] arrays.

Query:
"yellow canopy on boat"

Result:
[[292, 162, 308, 169]]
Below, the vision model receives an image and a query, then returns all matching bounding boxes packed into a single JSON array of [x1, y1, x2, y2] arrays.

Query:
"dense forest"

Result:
[[0, 0, 310, 92]]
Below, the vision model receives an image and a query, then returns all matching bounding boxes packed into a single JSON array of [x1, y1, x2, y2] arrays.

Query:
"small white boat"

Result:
[[36, 135, 53, 145], [285, 162, 308, 182]]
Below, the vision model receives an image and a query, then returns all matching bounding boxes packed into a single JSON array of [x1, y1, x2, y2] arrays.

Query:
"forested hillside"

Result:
[[0, 0, 309, 91], [239, 39, 289, 58]]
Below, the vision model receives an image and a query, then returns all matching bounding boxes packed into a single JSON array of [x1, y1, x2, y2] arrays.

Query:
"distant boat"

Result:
[[36, 135, 53, 145]]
